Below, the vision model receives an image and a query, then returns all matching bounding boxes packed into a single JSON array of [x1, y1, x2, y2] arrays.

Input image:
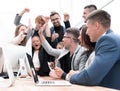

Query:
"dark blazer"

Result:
[[70, 29, 120, 90], [32, 37, 51, 76]]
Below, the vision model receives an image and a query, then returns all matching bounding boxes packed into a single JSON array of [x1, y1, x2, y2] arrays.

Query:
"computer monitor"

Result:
[[2, 44, 26, 73], [0, 37, 32, 87], [0, 47, 4, 73], [0, 45, 16, 87]]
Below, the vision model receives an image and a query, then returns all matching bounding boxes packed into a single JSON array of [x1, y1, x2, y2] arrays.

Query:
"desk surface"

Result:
[[0, 76, 119, 91]]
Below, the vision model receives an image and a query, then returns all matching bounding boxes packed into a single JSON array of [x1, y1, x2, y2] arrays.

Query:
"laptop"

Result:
[[26, 53, 71, 86]]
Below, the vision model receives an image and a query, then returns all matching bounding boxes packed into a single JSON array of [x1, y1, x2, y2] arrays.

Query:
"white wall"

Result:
[[0, 0, 119, 44]]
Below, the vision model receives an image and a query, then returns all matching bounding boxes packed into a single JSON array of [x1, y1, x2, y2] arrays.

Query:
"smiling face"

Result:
[[86, 19, 102, 42], [82, 8, 90, 22], [50, 14, 61, 27], [35, 15, 45, 30], [32, 36, 41, 50]]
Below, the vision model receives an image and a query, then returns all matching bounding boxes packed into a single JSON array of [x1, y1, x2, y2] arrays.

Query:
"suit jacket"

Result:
[[42, 39, 85, 73], [70, 29, 120, 90]]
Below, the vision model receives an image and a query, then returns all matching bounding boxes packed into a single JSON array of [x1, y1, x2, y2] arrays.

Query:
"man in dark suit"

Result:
[[69, 10, 120, 90]]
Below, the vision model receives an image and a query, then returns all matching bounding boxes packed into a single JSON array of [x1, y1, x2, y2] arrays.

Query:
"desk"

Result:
[[0, 76, 119, 91]]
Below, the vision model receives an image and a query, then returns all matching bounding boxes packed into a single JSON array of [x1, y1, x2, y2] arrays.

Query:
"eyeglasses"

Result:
[[51, 18, 59, 22], [63, 36, 71, 39], [63, 36, 78, 41]]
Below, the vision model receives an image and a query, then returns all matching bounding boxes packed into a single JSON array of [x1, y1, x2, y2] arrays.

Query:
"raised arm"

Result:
[[63, 13, 71, 28], [44, 17, 51, 38], [14, 8, 30, 26], [11, 20, 31, 45], [38, 23, 61, 57]]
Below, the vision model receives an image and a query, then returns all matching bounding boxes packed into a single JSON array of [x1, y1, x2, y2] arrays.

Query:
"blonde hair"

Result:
[[35, 15, 46, 25]]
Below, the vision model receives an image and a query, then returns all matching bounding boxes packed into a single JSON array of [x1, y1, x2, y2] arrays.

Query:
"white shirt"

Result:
[[33, 51, 40, 68]]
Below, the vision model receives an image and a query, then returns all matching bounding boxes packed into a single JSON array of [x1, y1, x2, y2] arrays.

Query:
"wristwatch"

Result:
[[65, 74, 69, 81]]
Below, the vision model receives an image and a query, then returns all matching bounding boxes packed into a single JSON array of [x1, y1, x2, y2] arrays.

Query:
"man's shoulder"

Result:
[[105, 31, 120, 42], [96, 31, 120, 48]]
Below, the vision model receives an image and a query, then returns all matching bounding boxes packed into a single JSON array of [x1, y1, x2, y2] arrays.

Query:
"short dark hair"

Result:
[[66, 27, 79, 43], [50, 11, 60, 18], [84, 4, 97, 12], [86, 10, 111, 28]]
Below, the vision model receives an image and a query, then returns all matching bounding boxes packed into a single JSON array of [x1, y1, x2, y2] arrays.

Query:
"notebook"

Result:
[[26, 53, 71, 86]]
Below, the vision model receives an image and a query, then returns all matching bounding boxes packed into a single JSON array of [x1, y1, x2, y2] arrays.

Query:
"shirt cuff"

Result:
[[61, 72, 67, 80]]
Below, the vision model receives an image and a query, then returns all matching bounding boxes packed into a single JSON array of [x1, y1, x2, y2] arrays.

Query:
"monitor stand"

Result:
[[0, 46, 15, 87]]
